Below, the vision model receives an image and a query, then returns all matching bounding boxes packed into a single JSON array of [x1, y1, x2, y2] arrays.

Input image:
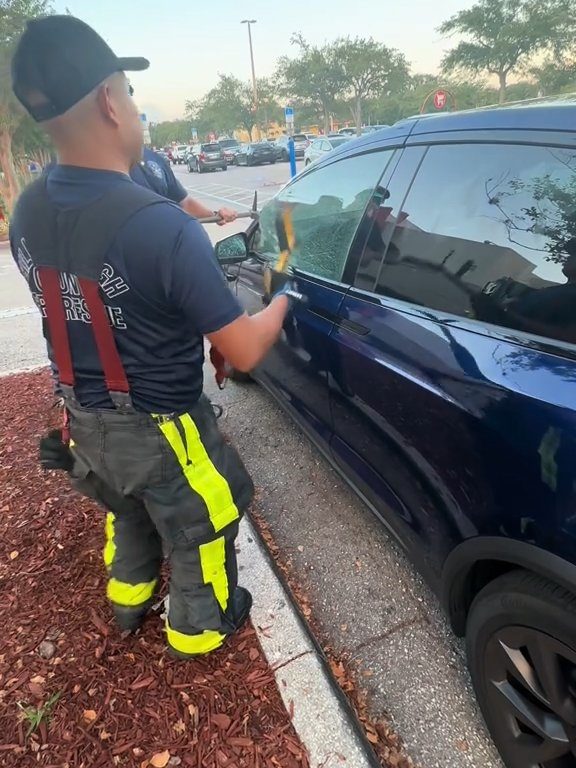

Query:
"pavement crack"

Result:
[[349, 616, 428, 659], [271, 649, 315, 673]]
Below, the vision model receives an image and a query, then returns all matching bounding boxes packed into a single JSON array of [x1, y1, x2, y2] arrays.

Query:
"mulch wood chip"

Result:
[[0, 369, 310, 768]]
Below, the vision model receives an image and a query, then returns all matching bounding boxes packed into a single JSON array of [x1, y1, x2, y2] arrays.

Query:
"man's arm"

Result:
[[207, 297, 289, 372], [156, 153, 237, 224], [179, 195, 237, 224], [165, 217, 287, 369]]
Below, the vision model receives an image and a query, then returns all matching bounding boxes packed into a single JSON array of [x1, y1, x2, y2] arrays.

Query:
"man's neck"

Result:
[[56, 149, 131, 175]]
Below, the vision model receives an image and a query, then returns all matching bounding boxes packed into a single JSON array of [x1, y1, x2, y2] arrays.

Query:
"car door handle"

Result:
[[309, 307, 370, 335]]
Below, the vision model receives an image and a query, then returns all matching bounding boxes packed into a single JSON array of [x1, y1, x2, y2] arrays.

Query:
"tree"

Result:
[[277, 35, 344, 135], [149, 120, 192, 147], [439, 0, 576, 104], [0, 0, 53, 212], [531, 58, 576, 95], [255, 77, 282, 135], [185, 74, 255, 138], [332, 37, 410, 134]]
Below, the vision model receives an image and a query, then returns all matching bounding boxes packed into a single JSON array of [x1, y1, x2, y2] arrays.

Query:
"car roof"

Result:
[[311, 96, 576, 170], [400, 94, 576, 134]]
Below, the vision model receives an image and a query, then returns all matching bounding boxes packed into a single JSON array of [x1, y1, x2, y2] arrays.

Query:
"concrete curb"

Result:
[[238, 518, 377, 768], [0, 363, 47, 377]]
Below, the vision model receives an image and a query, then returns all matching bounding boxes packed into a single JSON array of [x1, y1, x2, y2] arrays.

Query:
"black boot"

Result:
[[222, 586, 252, 634]]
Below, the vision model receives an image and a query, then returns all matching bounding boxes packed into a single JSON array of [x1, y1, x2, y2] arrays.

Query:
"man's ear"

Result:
[[96, 83, 120, 127]]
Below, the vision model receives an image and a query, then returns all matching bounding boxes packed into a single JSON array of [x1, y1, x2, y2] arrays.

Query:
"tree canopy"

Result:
[[439, 0, 576, 103]]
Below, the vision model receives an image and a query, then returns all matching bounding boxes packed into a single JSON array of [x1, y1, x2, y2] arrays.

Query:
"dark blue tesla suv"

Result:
[[216, 98, 576, 768]]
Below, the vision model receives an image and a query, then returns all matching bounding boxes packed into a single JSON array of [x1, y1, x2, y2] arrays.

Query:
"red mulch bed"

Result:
[[0, 369, 310, 768]]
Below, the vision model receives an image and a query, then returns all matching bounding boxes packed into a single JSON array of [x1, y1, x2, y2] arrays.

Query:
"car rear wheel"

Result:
[[467, 570, 576, 768], [282, 149, 289, 162], [197, 160, 203, 174]]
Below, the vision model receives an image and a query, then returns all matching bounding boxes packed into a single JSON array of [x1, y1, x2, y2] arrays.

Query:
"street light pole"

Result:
[[241, 19, 258, 139]]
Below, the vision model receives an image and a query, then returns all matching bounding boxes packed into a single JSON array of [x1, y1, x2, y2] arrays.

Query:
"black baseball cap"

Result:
[[12, 15, 149, 122]]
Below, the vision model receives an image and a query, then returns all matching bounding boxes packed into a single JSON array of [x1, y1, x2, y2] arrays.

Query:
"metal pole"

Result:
[[242, 20, 258, 138], [288, 136, 297, 178], [247, 24, 258, 109]]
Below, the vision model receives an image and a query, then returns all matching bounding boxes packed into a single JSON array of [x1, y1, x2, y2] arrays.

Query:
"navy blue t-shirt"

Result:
[[10, 166, 243, 413], [130, 147, 187, 202]]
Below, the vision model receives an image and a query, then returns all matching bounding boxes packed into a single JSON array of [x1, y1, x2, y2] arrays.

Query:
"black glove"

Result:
[[39, 429, 74, 472], [274, 279, 308, 312]]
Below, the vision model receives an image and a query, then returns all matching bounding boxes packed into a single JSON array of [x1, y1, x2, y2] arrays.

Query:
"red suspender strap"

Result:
[[78, 278, 130, 394], [37, 267, 75, 388]]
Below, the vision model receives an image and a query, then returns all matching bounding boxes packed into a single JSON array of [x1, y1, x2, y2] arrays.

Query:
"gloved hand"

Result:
[[273, 279, 308, 312], [39, 429, 74, 472]]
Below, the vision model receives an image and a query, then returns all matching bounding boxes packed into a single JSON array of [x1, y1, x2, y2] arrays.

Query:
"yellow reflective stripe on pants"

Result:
[[165, 623, 225, 656], [156, 414, 240, 533], [200, 536, 229, 610], [103, 511, 116, 569], [107, 577, 158, 607]]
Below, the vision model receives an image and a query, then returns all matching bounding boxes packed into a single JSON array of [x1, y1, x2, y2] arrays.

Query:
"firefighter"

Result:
[[131, 146, 238, 225], [10, 15, 298, 657]]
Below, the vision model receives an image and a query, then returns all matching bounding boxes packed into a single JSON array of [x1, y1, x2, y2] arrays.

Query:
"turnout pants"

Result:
[[68, 395, 254, 656]]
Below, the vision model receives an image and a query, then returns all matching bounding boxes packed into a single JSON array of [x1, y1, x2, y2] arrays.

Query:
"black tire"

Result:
[[270, 160, 276, 165], [282, 149, 289, 162], [197, 160, 203, 174], [467, 570, 576, 768], [222, 165, 228, 172]]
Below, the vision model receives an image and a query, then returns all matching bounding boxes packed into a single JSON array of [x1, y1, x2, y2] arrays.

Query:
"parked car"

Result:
[[218, 138, 242, 165], [235, 142, 276, 166], [275, 133, 310, 161], [304, 136, 350, 165], [362, 124, 390, 135], [215, 99, 576, 768], [187, 142, 227, 173], [171, 145, 189, 164]]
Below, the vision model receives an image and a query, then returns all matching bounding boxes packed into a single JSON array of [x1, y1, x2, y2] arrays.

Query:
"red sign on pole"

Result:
[[433, 90, 448, 110]]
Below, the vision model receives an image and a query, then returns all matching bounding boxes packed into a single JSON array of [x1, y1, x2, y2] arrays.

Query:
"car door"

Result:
[[238, 148, 401, 450], [330, 134, 576, 582]]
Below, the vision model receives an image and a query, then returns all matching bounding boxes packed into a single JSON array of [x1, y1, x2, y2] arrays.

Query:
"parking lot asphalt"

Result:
[[0, 160, 504, 767]]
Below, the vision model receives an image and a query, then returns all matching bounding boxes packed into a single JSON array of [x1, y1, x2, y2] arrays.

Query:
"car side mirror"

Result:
[[214, 233, 249, 265]]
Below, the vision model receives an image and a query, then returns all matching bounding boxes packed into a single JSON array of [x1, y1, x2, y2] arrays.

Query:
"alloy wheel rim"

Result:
[[484, 626, 576, 767]]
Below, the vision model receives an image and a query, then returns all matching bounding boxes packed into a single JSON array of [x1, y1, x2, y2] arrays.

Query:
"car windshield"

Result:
[[202, 143, 221, 151], [293, 134, 307, 142], [329, 137, 349, 147], [219, 140, 240, 148]]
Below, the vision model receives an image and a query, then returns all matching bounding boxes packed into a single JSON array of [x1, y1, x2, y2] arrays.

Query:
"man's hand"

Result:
[[39, 429, 74, 472], [216, 207, 238, 226], [274, 279, 308, 312]]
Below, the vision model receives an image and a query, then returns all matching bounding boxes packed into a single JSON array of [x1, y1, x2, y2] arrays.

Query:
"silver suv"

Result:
[[274, 134, 310, 161]]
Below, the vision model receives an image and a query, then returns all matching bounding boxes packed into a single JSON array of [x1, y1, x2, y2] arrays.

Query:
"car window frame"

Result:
[[254, 144, 406, 287], [349, 130, 576, 360]]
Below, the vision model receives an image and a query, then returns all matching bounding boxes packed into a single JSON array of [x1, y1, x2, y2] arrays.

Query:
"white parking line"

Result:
[[184, 186, 275, 209], [184, 187, 252, 209]]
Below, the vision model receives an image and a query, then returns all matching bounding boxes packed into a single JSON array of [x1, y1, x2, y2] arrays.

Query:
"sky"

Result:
[[54, 0, 471, 122]]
